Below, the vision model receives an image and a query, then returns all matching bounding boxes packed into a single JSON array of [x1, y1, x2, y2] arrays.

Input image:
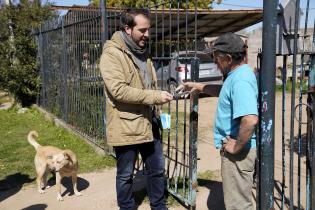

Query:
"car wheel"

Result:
[[169, 81, 178, 95]]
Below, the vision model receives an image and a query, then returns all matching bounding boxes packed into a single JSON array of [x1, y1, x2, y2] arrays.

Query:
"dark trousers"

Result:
[[114, 137, 167, 210]]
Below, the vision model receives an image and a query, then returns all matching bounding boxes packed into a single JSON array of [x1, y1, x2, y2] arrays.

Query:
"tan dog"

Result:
[[27, 131, 82, 201]]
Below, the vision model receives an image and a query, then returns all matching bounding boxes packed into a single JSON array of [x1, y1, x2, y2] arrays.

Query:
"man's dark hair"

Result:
[[119, 8, 150, 31], [230, 51, 246, 63], [217, 51, 246, 64]]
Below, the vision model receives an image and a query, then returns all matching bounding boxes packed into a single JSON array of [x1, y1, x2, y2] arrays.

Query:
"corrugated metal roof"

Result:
[[50, 5, 263, 39], [149, 9, 263, 39]]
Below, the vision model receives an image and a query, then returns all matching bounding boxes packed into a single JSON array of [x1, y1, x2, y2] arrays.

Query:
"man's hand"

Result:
[[175, 82, 200, 94], [222, 136, 242, 154], [160, 91, 173, 104], [221, 115, 258, 155]]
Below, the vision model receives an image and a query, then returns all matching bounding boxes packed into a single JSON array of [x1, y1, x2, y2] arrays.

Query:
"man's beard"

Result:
[[139, 40, 148, 49]]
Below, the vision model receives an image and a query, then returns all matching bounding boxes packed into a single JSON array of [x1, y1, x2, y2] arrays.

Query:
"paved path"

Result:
[[0, 95, 307, 209], [0, 136, 223, 209]]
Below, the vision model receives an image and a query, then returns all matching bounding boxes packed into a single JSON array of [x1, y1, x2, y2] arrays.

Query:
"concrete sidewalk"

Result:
[[0, 140, 223, 210]]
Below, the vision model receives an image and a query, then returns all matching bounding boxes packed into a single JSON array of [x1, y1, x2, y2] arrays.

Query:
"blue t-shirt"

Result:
[[213, 64, 258, 149]]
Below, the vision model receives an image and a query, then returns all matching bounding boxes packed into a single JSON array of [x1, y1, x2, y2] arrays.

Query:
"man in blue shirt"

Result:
[[177, 33, 258, 210]]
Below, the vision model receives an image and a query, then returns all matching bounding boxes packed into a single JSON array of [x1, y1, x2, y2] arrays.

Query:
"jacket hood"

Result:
[[103, 31, 129, 53]]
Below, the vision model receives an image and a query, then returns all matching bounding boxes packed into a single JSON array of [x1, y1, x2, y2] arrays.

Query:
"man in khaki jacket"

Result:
[[100, 8, 172, 210]]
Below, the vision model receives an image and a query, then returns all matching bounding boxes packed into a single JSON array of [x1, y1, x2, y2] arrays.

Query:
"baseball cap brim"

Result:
[[203, 46, 218, 54]]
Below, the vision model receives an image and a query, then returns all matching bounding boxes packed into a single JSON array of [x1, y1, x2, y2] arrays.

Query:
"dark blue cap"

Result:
[[204, 33, 247, 54]]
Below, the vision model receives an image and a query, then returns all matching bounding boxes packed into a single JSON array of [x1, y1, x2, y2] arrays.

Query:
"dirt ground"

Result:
[[0, 93, 308, 210]]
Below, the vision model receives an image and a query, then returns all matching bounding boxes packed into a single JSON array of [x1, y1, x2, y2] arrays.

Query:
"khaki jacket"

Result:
[[100, 32, 163, 146]]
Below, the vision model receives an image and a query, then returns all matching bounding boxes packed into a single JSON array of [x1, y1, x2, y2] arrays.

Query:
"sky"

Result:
[[49, 0, 315, 30]]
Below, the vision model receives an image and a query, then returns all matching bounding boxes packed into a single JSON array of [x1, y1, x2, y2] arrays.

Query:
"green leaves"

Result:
[[0, 1, 55, 106], [90, 0, 219, 9]]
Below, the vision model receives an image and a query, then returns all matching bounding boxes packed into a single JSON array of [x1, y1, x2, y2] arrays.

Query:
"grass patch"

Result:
[[198, 170, 219, 180], [161, 110, 186, 145], [165, 171, 219, 208], [0, 107, 115, 190], [275, 79, 308, 93]]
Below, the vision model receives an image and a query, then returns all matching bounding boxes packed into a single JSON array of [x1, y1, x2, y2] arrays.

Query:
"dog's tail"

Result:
[[27, 131, 41, 150]]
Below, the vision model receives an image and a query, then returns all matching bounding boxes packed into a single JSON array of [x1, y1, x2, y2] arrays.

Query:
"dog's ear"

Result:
[[63, 152, 69, 160], [47, 155, 53, 159]]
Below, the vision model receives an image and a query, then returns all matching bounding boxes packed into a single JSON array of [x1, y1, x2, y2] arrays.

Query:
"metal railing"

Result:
[[35, 0, 315, 209], [36, 1, 201, 208], [257, 1, 315, 209], [37, 9, 106, 149]]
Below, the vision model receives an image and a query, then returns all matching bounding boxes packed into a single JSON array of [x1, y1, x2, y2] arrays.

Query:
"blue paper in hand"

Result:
[[160, 113, 171, 129]]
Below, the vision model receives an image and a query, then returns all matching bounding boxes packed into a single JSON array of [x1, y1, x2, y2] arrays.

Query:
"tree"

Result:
[[0, 0, 55, 106], [89, 0, 222, 9]]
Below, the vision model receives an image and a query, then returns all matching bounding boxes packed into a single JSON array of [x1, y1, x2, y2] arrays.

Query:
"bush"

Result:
[[0, 0, 55, 106]]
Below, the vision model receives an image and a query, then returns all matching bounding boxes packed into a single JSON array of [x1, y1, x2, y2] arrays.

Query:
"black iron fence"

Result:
[[36, 2, 202, 207], [35, 0, 315, 209], [37, 9, 106, 149], [257, 1, 315, 209]]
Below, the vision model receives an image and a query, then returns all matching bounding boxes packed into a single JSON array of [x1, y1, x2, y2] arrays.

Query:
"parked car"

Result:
[[155, 51, 222, 94]]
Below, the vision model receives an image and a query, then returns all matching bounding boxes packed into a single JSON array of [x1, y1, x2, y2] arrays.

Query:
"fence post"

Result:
[[258, 0, 278, 209], [100, 0, 109, 149], [189, 57, 199, 210], [38, 25, 45, 107], [100, 0, 108, 46], [61, 17, 68, 123]]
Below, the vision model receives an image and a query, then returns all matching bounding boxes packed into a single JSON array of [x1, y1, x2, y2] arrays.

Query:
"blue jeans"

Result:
[[114, 138, 167, 210]]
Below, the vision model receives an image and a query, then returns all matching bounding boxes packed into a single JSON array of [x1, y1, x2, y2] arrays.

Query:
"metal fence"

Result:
[[36, 2, 201, 208], [257, 0, 315, 209], [35, 0, 315, 209], [37, 8, 106, 149]]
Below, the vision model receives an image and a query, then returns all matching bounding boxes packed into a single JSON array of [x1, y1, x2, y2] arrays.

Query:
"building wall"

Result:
[[245, 27, 314, 73], [205, 28, 314, 79]]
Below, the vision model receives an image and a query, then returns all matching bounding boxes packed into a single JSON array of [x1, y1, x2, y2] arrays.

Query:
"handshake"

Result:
[[173, 82, 201, 98], [160, 82, 200, 103]]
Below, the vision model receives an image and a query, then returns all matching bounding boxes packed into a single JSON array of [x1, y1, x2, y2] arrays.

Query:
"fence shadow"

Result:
[[198, 178, 226, 210], [285, 133, 308, 157], [132, 170, 179, 207], [0, 173, 35, 202], [273, 180, 300, 210]]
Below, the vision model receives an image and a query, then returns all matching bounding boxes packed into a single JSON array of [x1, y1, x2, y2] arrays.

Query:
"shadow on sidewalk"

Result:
[[44, 175, 89, 197], [0, 173, 35, 202], [21, 204, 48, 210], [198, 178, 226, 210]]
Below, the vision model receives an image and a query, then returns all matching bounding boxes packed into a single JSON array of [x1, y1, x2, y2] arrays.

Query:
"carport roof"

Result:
[[51, 6, 263, 39], [149, 8, 263, 40]]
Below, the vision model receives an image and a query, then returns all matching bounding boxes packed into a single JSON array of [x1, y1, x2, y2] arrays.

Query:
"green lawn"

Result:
[[0, 100, 215, 208], [0, 107, 115, 190], [275, 79, 308, 92]]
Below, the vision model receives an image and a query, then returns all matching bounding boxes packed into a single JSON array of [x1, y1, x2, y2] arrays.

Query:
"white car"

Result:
[[155, 51, 222, 94]]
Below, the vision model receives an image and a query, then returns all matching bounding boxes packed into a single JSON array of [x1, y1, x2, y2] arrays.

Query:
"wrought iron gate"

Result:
[[35, 1, 202, 208], [257, 0, 315, 209], [35, 0, 315, 209]]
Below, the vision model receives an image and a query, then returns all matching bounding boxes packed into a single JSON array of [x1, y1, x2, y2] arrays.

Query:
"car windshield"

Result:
[[178, 53, 213, 64]]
